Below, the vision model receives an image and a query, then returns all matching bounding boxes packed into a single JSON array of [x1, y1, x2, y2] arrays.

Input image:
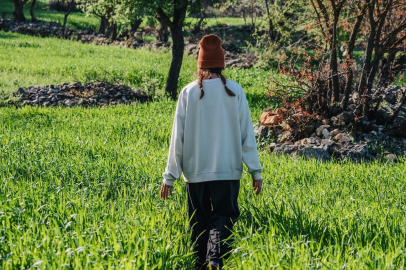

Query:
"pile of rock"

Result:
[[1, 18, 97, 41], [256, 85, 406, 161], [13, 82, 149, 107]]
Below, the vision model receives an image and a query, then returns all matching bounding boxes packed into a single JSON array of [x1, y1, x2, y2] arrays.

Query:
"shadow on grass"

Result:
[[0, 31, 20, 39]]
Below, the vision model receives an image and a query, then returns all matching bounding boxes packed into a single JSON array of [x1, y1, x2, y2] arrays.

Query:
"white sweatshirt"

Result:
[[162, 78, 263, 186]]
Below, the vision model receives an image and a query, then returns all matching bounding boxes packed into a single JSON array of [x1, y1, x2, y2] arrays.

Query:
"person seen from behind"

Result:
[[160, 34, 263, 270]]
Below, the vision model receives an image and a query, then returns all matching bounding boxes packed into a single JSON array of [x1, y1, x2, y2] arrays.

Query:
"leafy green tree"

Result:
[[155, 0, 204, 99], [79, 0, 204, 99]]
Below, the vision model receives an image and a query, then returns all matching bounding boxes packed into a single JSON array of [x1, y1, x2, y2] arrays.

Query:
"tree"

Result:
[[62, 0, 76, 37], [268, 0, 406, 139], [30, 0, 38, 22], [78, 0, 117, 36], [79, 0, 204, 99], [13, 0, 29, 22], [155, 0, 189, 100], [139, 0, 204, 99]]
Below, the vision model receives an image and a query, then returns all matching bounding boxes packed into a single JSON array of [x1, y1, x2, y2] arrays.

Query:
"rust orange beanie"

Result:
[[197, 34, 225, 69]]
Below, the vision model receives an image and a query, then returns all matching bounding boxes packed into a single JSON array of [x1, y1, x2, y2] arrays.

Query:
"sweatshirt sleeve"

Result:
[[162, 90, 186, 186], [238, 87, 263, 180]]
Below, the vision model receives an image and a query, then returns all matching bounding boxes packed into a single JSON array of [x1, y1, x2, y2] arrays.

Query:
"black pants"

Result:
[[186, 180, 240, 269]]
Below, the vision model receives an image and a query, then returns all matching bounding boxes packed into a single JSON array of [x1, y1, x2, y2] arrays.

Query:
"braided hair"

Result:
[[197, 68, 236, 99]]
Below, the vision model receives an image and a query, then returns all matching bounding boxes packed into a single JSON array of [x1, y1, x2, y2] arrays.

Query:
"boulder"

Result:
[[273, 144, 330, 161], [316, 125, 330, 136], [322, 129, 330, 139], [301, 147, 331, 161], [334, 144, 371, 162], [256, 126, 269, 139]]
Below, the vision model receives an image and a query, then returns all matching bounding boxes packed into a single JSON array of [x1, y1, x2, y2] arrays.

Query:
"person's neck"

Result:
[[209, 74, 219, 79]]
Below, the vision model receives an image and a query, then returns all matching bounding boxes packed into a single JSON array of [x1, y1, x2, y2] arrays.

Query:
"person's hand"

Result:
[[253, 179, 262, 195], [160, 183, 173, 200]]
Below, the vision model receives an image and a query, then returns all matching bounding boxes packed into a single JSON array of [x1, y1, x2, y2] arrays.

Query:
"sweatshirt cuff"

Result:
[[251, 172, 262, 181], [163, 178, 175, 186]]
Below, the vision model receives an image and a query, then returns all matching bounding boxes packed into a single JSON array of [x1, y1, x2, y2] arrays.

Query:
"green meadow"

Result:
[[1, 28, 406, 269], [1, 104, 406, 269]]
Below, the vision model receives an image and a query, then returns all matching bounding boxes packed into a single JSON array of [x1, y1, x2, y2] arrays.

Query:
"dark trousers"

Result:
[[186, 180, 240, 269]]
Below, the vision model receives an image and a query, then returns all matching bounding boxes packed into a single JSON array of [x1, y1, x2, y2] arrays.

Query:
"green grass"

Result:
[[0, 31, 275, 118], [0, 0, 253, 33], [1, 30, 406, 270], [1, 105, 406, 269], [0, 0, 100, 30]]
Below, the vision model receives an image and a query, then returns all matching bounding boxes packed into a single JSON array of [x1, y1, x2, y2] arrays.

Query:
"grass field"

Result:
[[0, 0, 253, 33], [1, 21, 406, 270], [1, 104, 406, 269], [0, 31, 273, 118]]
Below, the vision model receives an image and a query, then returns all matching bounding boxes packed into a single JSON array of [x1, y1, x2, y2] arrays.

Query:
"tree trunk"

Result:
[[156, 16, 170, 42], [165, 24, 184, 100], [191, 12, 205, 35], [13, 0, 27, 23], [330, 20, 340, 103], [62, 0, 74, 38], [358, 2, 376, 95], [157, 0, 187, 100], [99, 15, 109, 35], [63, 13, 69, 37], [131, 19, 143, 32], [341, 9, 365, 110], [111, 23, 118, 40], [264, 0, 275, 41], [30, 0, 37, 22]]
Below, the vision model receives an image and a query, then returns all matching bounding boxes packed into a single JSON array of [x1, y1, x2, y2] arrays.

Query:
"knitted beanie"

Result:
[[197, 34, 225, 69]]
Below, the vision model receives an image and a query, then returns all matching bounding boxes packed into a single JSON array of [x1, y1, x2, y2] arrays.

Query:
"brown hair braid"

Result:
[[197, 68, 236, 99]]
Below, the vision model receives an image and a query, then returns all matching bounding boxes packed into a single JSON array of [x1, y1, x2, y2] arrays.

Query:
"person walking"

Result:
[[160, 34, 263, 270]]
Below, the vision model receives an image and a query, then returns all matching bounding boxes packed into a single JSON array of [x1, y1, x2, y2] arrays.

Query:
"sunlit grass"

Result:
[[1, 104, 405, 269]]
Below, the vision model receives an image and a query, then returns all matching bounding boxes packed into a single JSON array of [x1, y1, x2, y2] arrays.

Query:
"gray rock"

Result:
[[384, 92, 395, 103], [331, 116, 346, 127], [334, 144, 370, 162], [316, 125, 330, 136], [321, 139, 335, 146], [78, 98, 85, 105], [16, 87, 26, 95], [301, 147, 331, 161], [273, 144, 331, 161], [337, 111, 354, 124], [273, 144, 302, 155], [269, 143, 277, 151], [256, 126, 269, 139], [300, 137, 320, 145], [339, 135, 353, 143], [322, 129, 330, 139], [225, 58, 242, 67], [64, 99, 76, 107]]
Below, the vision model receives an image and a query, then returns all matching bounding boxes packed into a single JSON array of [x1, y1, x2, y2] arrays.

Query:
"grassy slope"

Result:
[[1, 33, 406, 269]]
